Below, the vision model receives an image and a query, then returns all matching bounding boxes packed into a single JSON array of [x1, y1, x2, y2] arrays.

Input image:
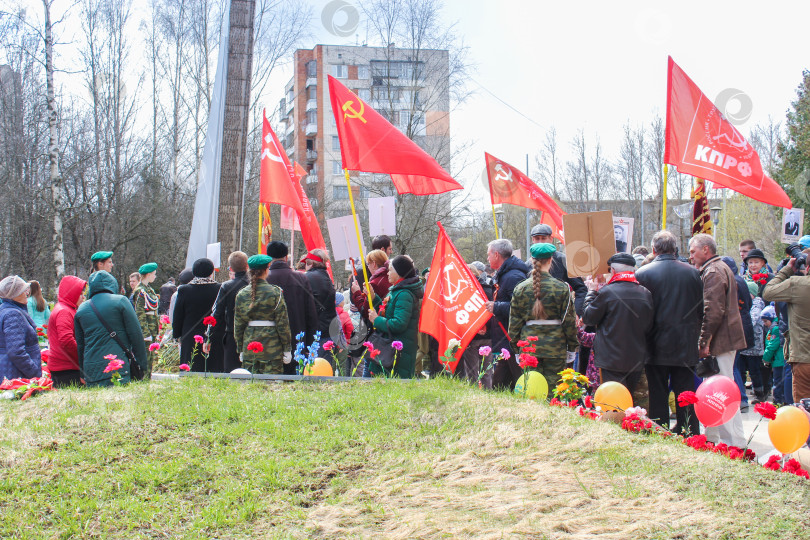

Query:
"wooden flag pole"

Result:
[[491, 204, 500, 240], [662, 164, 669, 229], [343, 169, 373, 310], [257, 203, 263, 254]]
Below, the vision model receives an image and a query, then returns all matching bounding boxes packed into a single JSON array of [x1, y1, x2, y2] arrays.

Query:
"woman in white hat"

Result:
[[0, 276, 42, 380]]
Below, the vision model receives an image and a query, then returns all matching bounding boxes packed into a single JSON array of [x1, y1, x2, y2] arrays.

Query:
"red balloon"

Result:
[[694, 375, 740, 427]]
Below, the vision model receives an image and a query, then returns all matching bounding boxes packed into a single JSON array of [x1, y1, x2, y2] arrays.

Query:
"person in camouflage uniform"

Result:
[[509, 243, 577, 391], [234, 255, 291, 374], [133, 262, 159, 376]]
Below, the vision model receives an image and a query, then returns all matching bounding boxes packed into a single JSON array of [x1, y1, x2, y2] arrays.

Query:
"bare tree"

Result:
[[535, 127, 560, 199]]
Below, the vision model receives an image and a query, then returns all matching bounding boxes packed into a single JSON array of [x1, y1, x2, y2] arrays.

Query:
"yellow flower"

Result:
[[556, 382, 569, 393]]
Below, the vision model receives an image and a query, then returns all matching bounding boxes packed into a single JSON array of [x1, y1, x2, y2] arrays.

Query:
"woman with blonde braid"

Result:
[[233, 255, 291, 374], [508, 243, 578, 390], [133, 262, 160, 376]]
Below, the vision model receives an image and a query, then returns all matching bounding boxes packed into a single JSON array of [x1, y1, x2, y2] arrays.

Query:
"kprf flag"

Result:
[[485, 152, 566, 231], [664, 57, 791, 208], [419, 222, 492, 373], [328, 75, 463, 196], [692, 178, 713, 236]]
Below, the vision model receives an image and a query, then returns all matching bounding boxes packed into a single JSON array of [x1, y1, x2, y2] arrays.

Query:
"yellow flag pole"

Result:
[[258, 203, 263, 254], [343, 169, 373, 310], [491, 204, 500, 240], [662, 164, 669, 229]]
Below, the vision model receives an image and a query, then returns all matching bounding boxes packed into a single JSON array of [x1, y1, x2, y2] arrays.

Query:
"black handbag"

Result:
[[695, 355, 720, 378], [369, 332, 397, 370], [88, 300, 145, 381]]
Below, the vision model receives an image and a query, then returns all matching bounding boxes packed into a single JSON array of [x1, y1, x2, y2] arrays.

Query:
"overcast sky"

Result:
[[282, 0, 810, 198]]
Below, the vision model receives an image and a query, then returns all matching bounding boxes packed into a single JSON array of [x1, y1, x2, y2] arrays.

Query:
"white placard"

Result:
[[280, 205, 301, 231], [368, 196, 396, 237], [782, 208, 804, 244], [206, 242, 221, 270], [327, 215, 365, 261], [612, 217, 634, 254]]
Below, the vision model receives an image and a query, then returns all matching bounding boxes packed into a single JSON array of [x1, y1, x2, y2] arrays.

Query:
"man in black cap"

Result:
[[205, 252, 249, 372], [173, 258, 223, 372], [582, 252, 654, 409], [529, 224, 588, 315], [265, 241, 319, 374]]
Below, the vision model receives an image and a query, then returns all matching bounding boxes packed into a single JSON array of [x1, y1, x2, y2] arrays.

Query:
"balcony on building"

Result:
[[306, 99, 317, 111], [306, 149, 318, 161], [306, 77, 317, 88], [286, 97, 294, 115], [285, 120, 295, 135], [305, 122, 317, 136]]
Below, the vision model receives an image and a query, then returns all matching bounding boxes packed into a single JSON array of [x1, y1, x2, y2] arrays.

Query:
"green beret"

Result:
[[530, 243, 556, 260], [91, 251, 113, 262], [247, 254, 272, 269], [138, 262, 158, 274]]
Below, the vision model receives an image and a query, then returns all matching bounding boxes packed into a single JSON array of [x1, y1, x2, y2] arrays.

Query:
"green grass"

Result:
[[1, 378, 808, 539]]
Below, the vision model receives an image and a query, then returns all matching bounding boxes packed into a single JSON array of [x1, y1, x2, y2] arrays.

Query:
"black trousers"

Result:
[[223, 334, 241, 373], [51, 370, 82, 388], [492, 344, 522, 391], [645, 364, 699, 436]]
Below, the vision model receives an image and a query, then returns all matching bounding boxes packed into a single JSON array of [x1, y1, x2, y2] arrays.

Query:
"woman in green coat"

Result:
[[368, 255, 424, 379], [233, 255, 292, 374], [74, 271, 147, 386]]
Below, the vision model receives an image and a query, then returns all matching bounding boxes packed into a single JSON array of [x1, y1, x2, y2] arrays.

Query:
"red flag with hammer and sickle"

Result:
[[327, 75, 463, 196], [419, 222, 492, 373], [664, 57, 791, 208]]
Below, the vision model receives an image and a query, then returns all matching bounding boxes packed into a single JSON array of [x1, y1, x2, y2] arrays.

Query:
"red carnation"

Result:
[[518, 354, 538, 369], [247, 341, 264, 353], [549, 397, 562, 407], [203, 316, 217, 327], [527, 336, 538, 342], [516, 340, 529, 348], [677, 391, 699, 407], [754, 401, 777, 420], [764, 454, 782, 470], [523, 345, 537, 353], [370, 349, 381, 359]]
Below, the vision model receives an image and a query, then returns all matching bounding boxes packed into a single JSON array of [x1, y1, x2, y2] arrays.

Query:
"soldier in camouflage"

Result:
[[134, 262, 160, 376], [509, 243, 577, 390], [234, 255, 292, 374]]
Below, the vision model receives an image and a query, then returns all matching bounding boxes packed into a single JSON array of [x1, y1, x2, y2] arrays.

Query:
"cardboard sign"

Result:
[[280, 205, 301, 231], [206, 242, 221, 270], [562, 211, 615, 278], [326, 215, 365, 261], [782, 208, 804, 244], [368, 196, 396, 236], [612, 217, 635, 254]]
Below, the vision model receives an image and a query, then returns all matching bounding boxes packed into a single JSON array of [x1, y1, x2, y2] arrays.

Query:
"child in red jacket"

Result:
[[47, 276, 87, 387]]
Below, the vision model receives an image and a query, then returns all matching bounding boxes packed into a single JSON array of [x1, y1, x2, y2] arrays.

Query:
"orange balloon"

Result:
[[304, 357, 333, 377], [768, 406, 810, 455], [594, 381, 633, 412]]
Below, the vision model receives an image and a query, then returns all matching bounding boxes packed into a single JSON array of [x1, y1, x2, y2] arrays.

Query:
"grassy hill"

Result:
[[1, 377, 808, 539]]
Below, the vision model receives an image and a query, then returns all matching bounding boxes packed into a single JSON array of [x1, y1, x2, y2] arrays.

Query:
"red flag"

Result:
[[665, 57, 791, 208], [259, 203, 273, 254], [328, 75, 463, 196], [259, 110, 305, 214], [419, 222, 492, 373]]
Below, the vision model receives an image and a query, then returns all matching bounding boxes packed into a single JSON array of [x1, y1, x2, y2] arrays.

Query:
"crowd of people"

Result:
[[1, 226, 809, 447]]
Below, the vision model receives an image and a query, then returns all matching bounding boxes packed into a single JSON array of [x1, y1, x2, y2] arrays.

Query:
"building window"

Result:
[[358, 88, 370, 101], [358, 65, 369, 79], [333, 185, 349, 200], [332, 64, 348, 78], [306, 60, 317, 78], [332, 135, 340, 151], [286, 88, 294, 103], [307, 86, 317, 99], [332, 160, 342, 174], [306, 110, 317, 126]]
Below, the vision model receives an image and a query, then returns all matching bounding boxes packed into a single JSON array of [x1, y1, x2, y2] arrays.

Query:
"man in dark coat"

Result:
[[485, 238, 530, 390], [635, 230, 703, 435], [172, 258, 224, 372], [266, 241, 319, 374], [304, 249, 338, 356], [582, 253, 654, 410], [529, 224, 588, 315], [158, 278, 176, 315], [206, 251, 249, 372]]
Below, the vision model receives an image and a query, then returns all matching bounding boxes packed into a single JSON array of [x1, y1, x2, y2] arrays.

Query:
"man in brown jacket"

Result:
[[689, 234, 747, 447], [763, 256, 810, 401]]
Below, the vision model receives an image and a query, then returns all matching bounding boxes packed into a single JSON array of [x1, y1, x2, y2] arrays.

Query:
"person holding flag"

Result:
[[508, 243, 578, 392]]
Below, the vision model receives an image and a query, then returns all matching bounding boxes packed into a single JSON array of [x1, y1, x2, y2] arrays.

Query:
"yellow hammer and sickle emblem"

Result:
[[342, 100, 367, 124]]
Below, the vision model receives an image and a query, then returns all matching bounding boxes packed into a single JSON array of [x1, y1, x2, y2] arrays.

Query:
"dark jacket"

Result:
[[47, 275, 87, 373], [158, 282, 177, 314], [305, 267, 337, 341], [0, 299, 42, 380], [491, 256, 531, 351], [74, 271, 147, 386], [267, 260, 318, 350], [371, 276, 424, 378], [722, 257, 754, 349], [549, 251, 588, 315], [212, 271, 249, 335], [635, 254, 704, 367], [581, 279, 654, 373], [698, 255, 747, 355], [476, 273, 494, 339], [173, 280, 223, 372]]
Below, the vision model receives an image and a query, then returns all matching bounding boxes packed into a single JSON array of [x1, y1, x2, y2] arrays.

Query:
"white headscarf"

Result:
[[0, 275, 30, 300]]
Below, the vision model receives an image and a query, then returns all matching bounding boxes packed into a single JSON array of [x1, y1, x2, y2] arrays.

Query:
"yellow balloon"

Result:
[[304, 357, 334, 377], [768, 406, 810, 455], [514, 371, 548, 401], [594, 381, 633, 412]]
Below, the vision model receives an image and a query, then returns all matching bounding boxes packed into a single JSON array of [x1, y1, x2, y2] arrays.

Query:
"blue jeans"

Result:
[[785, 363, 794, 404], [773, 366, 786, 404], [733, 352, 748, 405], [739, 354, 764, 393]]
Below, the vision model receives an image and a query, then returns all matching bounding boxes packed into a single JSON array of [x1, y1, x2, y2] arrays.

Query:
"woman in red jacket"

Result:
[[47, 275, 87, 387]]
